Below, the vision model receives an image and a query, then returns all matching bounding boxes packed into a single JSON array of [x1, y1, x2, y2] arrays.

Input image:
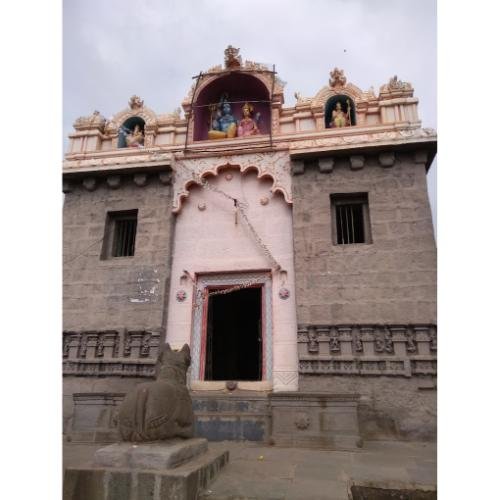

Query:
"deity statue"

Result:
[[125, 124, 145, 147], [237, 102, 260, 137], [330, 101, 351, 128], [208, 95, 237, 140]]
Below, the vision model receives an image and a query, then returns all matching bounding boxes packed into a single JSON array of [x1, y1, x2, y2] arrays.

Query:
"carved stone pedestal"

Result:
[[269, 393, 362, 450], [63, 439, 229, 500]]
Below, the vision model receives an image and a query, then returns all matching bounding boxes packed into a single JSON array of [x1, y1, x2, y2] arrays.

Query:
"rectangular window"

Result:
[[101, 210, 138, 259], [331, 193, 371, 245]]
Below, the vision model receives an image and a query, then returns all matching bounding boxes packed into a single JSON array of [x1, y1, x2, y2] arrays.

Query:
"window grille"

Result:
[[331, 193, 371, 245], [113, 217, 137, 257], [101, 210, 138, 259]]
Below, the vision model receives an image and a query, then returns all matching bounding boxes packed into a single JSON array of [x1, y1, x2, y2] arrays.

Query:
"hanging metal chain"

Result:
[[175, 162, 284, 309], [178, 165, 282, 272], [235, 202, 281, 272]]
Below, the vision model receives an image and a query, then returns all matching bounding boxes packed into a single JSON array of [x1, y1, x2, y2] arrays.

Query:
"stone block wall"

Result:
[[291, 149, 437, 441], [63, 172, 175, 435], [63, 174, 175, 332], [291, 150, 436, 326]]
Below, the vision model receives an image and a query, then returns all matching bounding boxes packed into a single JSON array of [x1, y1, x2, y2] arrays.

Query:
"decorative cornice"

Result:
[[290, 127, 436, 152], [172, 151, 292, 213]]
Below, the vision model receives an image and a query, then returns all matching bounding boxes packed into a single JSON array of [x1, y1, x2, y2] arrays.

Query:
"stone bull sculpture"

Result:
[[118, 343, 194, 442]]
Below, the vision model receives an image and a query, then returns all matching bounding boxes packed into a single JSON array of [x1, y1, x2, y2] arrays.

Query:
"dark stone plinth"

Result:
[[269, 392, 362, 450]]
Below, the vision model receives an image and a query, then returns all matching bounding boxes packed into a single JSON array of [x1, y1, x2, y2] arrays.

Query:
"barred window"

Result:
[[331, 193, 371, 245], [101, 210, 138, 259]]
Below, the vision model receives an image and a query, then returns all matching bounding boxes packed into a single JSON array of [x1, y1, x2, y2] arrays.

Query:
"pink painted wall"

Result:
[[166, 167, 298, 391]]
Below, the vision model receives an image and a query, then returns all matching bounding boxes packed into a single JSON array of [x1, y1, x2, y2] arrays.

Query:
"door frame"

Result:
[[190, 271, 273, 385]]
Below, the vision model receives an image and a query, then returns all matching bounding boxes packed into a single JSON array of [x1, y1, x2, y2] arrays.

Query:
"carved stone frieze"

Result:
[[298, 324, 437, 378], [63, 329, 162, 377], [307, 326, 319, 353], [173, 151, 292, 213], [329, 327, 340, 353]]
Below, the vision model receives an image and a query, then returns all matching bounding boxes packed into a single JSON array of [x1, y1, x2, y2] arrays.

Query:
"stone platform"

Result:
[[64, 440, 436, 500], [63, 439, 229, 500]]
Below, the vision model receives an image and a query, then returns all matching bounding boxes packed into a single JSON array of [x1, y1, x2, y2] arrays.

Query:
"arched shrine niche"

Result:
[[193, 73, 271, 141], [118, 116, 145, 148], [324, 95, 356, 129]]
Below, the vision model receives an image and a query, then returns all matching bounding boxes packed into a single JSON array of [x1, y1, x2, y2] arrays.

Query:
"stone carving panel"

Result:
[[298, 324, 436, 377], [63, 329, 162, 378]]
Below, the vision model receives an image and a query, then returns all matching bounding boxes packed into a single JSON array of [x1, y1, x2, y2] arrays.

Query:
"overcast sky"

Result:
[[63, 0, 436, 228]]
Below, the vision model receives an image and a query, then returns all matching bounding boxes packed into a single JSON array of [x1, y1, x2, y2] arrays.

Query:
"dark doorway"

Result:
[[204, 287, 262, 381]]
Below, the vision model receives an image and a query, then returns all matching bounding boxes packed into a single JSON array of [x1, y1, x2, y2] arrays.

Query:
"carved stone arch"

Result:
[[172, 152, 292, 213], [192, 72, 274, 104], [107, 106, 158, 132], [311, 83, 365, 108]]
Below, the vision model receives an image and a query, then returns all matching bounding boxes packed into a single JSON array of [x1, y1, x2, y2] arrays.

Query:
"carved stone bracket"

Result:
[[173, 151, 292, 213], [349, 155, 365, 170]]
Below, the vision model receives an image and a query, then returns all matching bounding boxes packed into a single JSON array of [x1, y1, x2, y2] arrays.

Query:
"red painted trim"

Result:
[[199, 289, 209, 379], [260, 284, 266, 380]]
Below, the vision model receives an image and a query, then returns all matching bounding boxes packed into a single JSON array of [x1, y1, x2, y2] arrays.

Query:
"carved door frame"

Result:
[[190, 271, 273, 384]]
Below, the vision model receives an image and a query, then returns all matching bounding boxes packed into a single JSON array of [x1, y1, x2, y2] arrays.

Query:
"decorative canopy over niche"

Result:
[[105, 95, 158, 135], [310, 68, 373, 109], [182, 46, 285, 143], [173, 151, 292, 213]]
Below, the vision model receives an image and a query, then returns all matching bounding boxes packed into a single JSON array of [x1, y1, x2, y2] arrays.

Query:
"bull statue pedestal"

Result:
[[63, 344, 229, 500]]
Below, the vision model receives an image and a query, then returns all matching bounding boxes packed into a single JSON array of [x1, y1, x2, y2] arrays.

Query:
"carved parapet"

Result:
[[62, 329, 162, 377], [297, 324, 437, 378], [379, 75, 414, 98], [73, 111, 106, 132]]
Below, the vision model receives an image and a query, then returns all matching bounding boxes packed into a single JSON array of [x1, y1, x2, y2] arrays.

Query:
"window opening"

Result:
[[331, 193, 371, 244], [102, 210, 138, 259]]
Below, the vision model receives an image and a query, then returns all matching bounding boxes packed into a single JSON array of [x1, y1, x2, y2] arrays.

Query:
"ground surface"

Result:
[[64, 440, 436, 500]]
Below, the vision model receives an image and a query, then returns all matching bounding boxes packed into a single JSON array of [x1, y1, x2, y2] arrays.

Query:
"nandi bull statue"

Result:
[[118, 343, 194, 442]]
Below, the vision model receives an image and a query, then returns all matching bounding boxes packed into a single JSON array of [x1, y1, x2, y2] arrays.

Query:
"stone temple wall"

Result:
[[291, 150, 436, 326], [63, 174, 175, 332], [291, 149, 437, 440], [62, 172, 175, 434]]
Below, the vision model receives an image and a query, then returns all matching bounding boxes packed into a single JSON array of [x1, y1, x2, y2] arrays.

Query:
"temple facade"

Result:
[[63, 47, 437, 445]]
